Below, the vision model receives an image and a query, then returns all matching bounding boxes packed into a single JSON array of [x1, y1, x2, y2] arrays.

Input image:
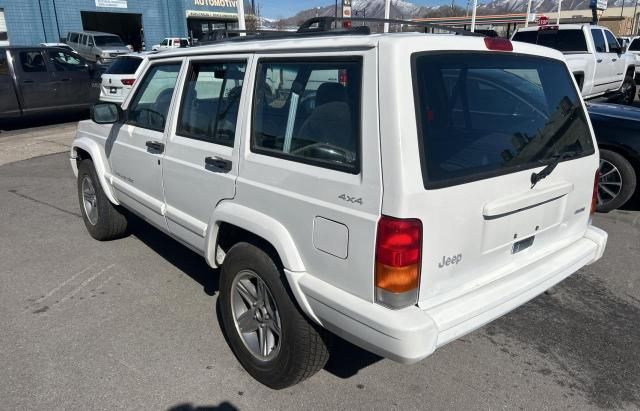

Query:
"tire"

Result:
[[613, 75, 636, 105], [77, 159, 128, 240], [597, 149, 637, 213], [219, 242, 330, 389]]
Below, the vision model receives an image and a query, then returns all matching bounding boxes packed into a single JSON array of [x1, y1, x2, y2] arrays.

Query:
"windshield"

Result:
[[512, 29, 588, 52], [94, 35, 125, 47], [106, 57, 142, 74], [412, 53, 594, 189]]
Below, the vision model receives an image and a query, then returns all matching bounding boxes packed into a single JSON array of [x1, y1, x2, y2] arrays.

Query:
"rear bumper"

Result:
[[289, 225, 607, 363]]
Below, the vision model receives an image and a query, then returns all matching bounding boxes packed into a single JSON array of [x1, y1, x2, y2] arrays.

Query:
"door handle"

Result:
[[204, 156, 232, 172], [60, 78, 71, 82], [22, 80, 34, 84], [597, 59, 603, 63], [145, 141, 164, 153], [612, 58, 618, 62]]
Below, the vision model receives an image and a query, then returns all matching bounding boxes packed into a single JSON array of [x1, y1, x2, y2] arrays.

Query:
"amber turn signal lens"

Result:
[[375, 263, 420, 293]]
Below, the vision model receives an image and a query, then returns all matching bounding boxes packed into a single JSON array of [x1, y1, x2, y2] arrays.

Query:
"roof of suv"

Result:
[[150, 32, 564, 61]]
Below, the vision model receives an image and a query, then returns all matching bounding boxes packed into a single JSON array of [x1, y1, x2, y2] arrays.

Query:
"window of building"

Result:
[[19, 51, 47, 73], [252, 59, 362, 173], [177, 61, 246, 147], [592, 29, 606, 53], [127, 63, 181, 132]]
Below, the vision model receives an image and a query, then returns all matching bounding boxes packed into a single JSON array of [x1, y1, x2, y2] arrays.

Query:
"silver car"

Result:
[[66, 31, 130, 64]]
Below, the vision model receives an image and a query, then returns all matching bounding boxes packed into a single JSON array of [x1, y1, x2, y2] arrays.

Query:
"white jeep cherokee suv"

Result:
[[70, 24, 608, 389]]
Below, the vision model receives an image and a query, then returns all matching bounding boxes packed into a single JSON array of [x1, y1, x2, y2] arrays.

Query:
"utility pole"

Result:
[[470, 0, 478, 32], [384, 0, 391, 32], [633, 0, 639, 34], [525, 0, 533, 27], [557, 0, 562, 24], [237, 0, 246, 33]]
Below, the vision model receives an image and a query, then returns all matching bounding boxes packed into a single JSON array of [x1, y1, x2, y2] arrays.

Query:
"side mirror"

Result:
[[91, 103, 122, 124], [621, 44, 628, 54]]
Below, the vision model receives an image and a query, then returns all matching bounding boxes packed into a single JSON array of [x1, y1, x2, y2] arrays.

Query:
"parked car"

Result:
[[626, 36, 640, 81], [70, 25, 607, 389], [512, 25, 636, 105], [152, 37, 190, 51], [66, 31, 130, 64], [99, 53, 150, 104], [0, 46, 100, 119], [39, 42, 77, 53], [587, 102, 640, 212]]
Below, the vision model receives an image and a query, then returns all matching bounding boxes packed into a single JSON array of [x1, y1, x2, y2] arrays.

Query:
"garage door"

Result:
[[0, 9, 8, 45]]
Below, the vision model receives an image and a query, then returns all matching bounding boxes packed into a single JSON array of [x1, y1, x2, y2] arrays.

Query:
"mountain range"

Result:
[[273, 0, 632, 25]]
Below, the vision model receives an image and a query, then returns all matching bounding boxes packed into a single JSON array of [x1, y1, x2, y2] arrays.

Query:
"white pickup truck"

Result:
[[513, 24, 636, 105]]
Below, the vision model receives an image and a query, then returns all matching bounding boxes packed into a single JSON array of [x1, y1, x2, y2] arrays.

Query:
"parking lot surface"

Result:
[[1, 122, 639, 410]]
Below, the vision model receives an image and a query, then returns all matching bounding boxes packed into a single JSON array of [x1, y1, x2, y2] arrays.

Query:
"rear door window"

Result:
[[106, 57, 142, 74], [47, 50, 87, 71], [252, 59, 362, 173], [412, 53, 594, 189], [19, 51, 47, 73], [604, 30, 620, 52], [177, 61, 246, 147], [592, 29, 606, 52]]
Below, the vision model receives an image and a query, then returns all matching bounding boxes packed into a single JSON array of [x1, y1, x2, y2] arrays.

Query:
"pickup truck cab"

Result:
[[0, 46, 100, 119], [71, 23, 607, 389], [152, 37, 190, 51], [512, 24, 636, 104]]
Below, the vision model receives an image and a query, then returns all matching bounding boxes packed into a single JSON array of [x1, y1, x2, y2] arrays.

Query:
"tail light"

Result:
[[591, 169, 599, 215], [484, 37, 513, 51], [120, 78, 135, 86], [375, 216, 422, 309]]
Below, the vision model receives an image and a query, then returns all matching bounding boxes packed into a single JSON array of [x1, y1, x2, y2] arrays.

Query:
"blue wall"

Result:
[[0, 0, 249, 48]]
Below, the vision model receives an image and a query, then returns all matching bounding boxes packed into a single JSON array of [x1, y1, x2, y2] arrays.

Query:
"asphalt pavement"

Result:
[[0, 121, 639, 410]]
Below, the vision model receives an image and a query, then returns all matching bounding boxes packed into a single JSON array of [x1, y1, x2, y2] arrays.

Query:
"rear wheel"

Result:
[[219, 242, 330, 389], [596, 149, 637, 212], [612, 75, 636, 105], [77, 159, 128, 240]]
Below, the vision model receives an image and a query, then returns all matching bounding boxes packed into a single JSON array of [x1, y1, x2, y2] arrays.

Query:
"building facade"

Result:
[[0, 0, 251, 48]]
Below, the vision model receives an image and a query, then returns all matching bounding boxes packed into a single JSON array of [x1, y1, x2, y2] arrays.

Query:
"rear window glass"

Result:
[[106, 57, 142, 74], [512, 29, 588, 52], [413, 53, 594, 189]]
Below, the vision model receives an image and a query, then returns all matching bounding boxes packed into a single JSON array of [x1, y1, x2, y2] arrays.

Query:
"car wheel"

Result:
[[616, 75, 636, 105], [77, 159, 128, 240], [596, 149, 637, 212], [219, 242, 330, 389]]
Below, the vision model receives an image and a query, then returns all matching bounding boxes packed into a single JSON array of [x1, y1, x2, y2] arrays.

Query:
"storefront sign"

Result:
[[186, 0, 243, 20], [95, 0, 127, 8], [589, 0, 607, 11]]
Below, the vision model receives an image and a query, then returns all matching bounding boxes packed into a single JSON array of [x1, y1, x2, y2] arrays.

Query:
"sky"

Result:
[[258, 0, 441, 20]]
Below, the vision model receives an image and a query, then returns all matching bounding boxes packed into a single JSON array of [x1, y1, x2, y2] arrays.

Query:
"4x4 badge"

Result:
[[338, 194, 363, 205]]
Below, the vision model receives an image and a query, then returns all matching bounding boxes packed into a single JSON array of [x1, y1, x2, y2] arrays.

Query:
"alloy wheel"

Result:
[[598, 159, 623, 207], [81, 175, 98, 225], [230, 270, 282, 361]]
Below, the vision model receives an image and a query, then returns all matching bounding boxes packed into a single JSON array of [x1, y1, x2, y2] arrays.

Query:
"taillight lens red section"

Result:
[[591, 169, 599, 215], [375, 216, 422, 294], [484, 37, 513, 52], [120, 78, 135, 86]]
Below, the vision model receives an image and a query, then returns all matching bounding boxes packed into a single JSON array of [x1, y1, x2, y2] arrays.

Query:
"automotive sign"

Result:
[[185, 0, 250, 20], [590, 0, 607, 10], [95, 0, 127, 8]]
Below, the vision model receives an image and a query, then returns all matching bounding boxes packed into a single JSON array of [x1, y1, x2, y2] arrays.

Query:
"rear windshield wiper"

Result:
[[530, 151, 578, 188]]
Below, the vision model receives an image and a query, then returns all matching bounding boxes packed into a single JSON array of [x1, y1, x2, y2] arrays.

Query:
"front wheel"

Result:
[[77, 159, 128, 240], [597, 149, 637, 212], [219, 242, 330, 389]]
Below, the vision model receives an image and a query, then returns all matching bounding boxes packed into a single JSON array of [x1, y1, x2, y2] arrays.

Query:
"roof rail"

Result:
[[298, 16, 484, 37]]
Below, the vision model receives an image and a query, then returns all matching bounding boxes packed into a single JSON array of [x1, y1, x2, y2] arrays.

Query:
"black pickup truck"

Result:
[[0, 46, 101, 119]]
